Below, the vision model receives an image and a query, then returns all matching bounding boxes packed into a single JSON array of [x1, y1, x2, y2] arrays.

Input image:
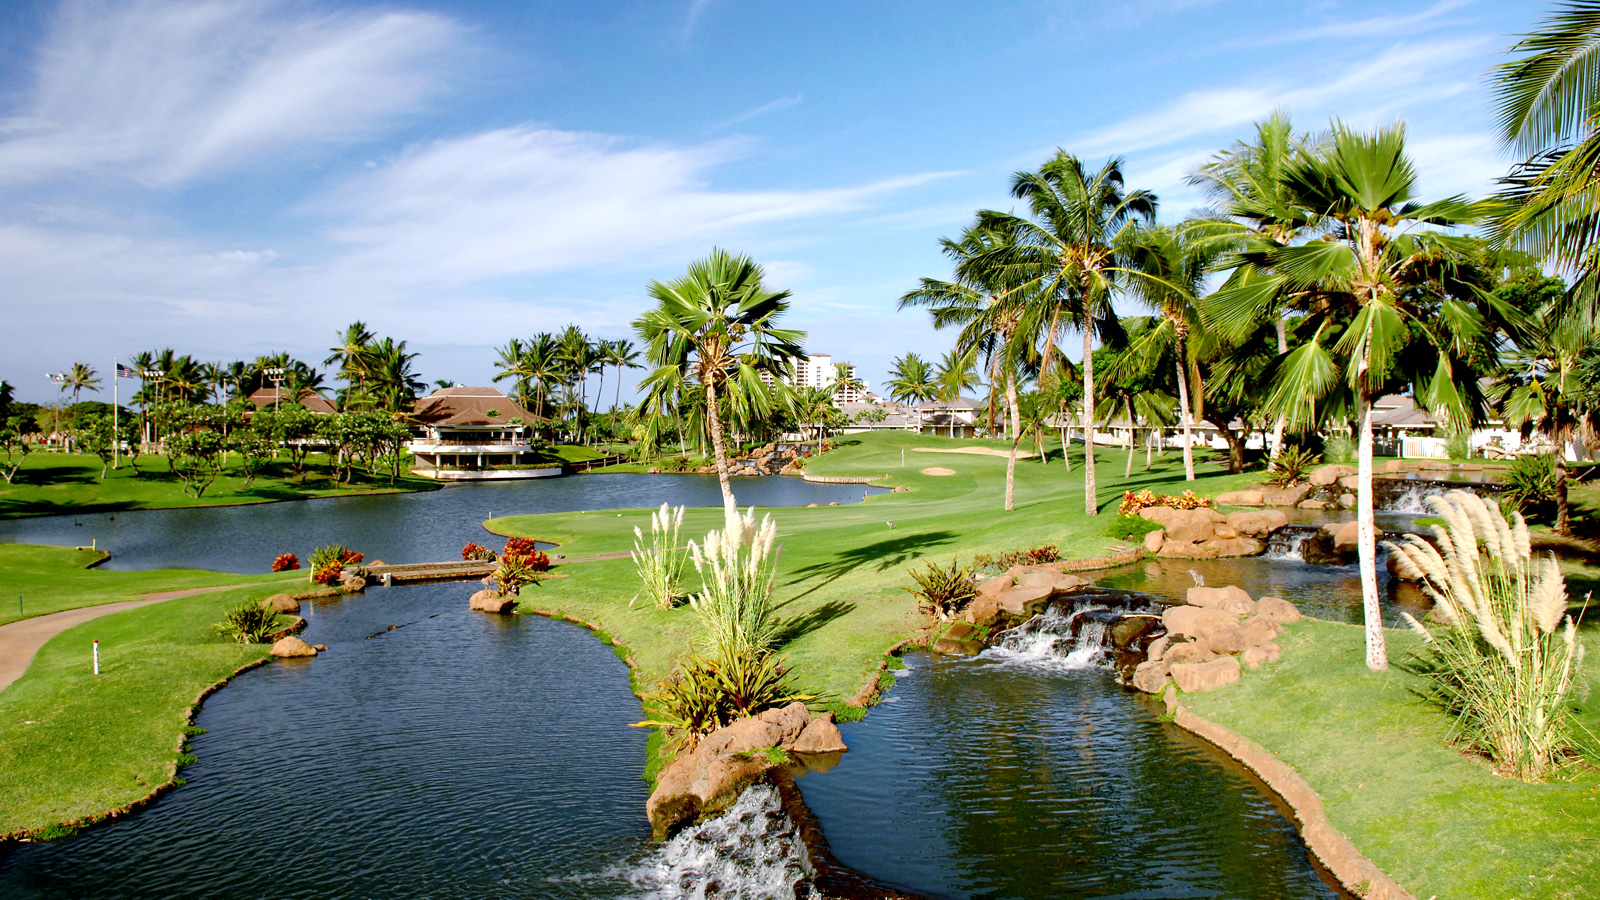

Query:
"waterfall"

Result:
[[620, 784, 813, 899], [989, 602, 1113, 670], [1264, 525, 1321, 562]]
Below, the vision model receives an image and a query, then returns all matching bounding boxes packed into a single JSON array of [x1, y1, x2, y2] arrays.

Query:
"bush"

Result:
[[636, 645, 812, 742], [1107, 514, 1163, 542], [310, 565, 343, 586], [486, 553, 541, 597], [631, 503, 689, 610], [309, 545, 358, 569], [1444, 429, 1472, 460], [970, 545, 1061, 572], [461, 542, 496, 562], [271, 553, 300, 572], [1323, 433, 1357, 464], [1264, 446, 1321, 487], [1501, 454, 1556, 520], [502, 537, 549, 571], [1118, 489, 1214, 516], [215, 602, 284, 644], [904, 556, 978, 619], [1386, 491, 1586, 781]]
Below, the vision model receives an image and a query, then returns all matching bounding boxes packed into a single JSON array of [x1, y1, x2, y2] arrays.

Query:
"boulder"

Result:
[[1171, 656, 1242, 693], [806, 503, 819, 508], [646, 742, 773, 839], [976, 575, 1015, 602], [1109, 615, 1162, 651], [1158, 540, 1220, 560], [1383, 459, 1406, 473], [312, 644, 328, 652], [791, 712, 848, 754], [1212, 524, 1239, 540], [1163, 605, 1239, 643], [340, 574, 367, 593], [828, 501, 839, 507], [996, 584, 1054, 617], [1131, 659, 1170, 694], [262, 594, 301, 615], [1163, 640, 1215, 665], [699, 717, 782, 757], [469, 589, 517, 613], [1298, 499, 1331, 510], [1143, 528, 1166, 554], [1204, 537, 1266, 558], [647, 466, 662, 474], [1227, 509, 1288, 538], [892, 485, 910, 492], [757, 701, 813, 746], [1186, 586, 1256, 617], [1309, 464, 1357, 486], [1215, 489, 1265, 506], [1241, 644, 1271, 669], [1339, 474, 1360, 490], [1138, 506, 1221, 544], [1338, 493, 1357, 508], [1241, 614, 1280, 647], [1146, 635, 1170, 662], [965, 596, 1001, 627], [944, 622, 976, 640], [1328, 520, 1382, 550], [270, 636, 317, 658], [1204, 624, 1249, 655], [1261, 484, 1312, 507], [932, 638, 984, 656], [1255, 597, 1302, 625]]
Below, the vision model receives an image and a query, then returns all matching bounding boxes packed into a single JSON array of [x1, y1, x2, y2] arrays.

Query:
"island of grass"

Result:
[[1, 431, 1595, 899]]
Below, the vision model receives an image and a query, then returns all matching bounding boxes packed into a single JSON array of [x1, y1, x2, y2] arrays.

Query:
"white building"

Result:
[[763, 353, 869, 403]]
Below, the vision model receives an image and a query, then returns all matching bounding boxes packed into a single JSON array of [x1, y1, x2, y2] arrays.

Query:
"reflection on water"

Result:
[[797, 653, 1344, 899], [0, 474, 886, 573]]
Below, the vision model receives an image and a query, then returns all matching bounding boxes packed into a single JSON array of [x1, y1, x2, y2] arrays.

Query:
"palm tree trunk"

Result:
[[1081, 311, 1097, 516], [1175, 335, 1195, 482], [1357, 386, 1387, 671], [1124, 397, 1135, 479], [1004, 370, 1020, 511], [1145, 427, 1153, 470], [1556, 456, 1572, 536], [704, 375, 737, 517], [1269, 318, 1289, 458]]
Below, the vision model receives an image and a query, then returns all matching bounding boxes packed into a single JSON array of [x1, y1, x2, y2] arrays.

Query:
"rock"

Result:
[[1139, 507, 1221, 544], [1186, 586, 1256, 617], [757, 701, 813, 747], [932, 638, 985, 656], [1143, 528, 1166, 553], [965, 596, 1001, 626], [469, 589, 517, 613], [647, 466, 662, 474], [1205, 624, 1249, 655], [262, 594, 300, 615], [1131, 659, 1170, 693], [1261, 484, 1312, 506], [791, 712, 848, 754], [1226, 509, 1287, 537], [340, 574, 367, 593], [1215, 489, 1265, 506], [996, 584, 1054, 617], [1261, 641, 1282, 663], [1309, 464, 1357, 486], [700, 717, 782, 757], [1338, 493, 1357, 508], [1241, 615, 1279, 647], [270, 636, 317, 658], [1384, 459, 1405, 473], [312, 644, 328, 652], [806, 503, 819, 508], [1298, 499, 1331, 510], [944, 622, 976, 640], [1159, 540, 1220, 560], [1212, 524, 1239, 540], [1146, 635, 1170, 662], [1339, 474, 1360, 490], [1163, 606, 1239, 644], [1328, 520, 1382, 550], [1256, 597, 1302, 625], [1204, 537, 1266, 558], [976, 575, 1015, 602], [1163, 640, 1215, 665], [828, 501, 839, 507], [892, 485, 910, 492], [1242, 644, 1270, 669], [1109, 615, 1162, 651], [1171, 656, 1242, 692]]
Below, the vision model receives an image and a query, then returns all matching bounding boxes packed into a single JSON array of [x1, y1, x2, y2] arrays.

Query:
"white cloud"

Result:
[[0, 0, 465, 185], [714, 94, 804, 131], [1249, 0, 1476, 45]]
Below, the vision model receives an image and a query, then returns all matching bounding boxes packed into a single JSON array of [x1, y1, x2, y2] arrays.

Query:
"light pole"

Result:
[[45, 373, 66, 450], [262, 367, 287, 412], [140, 370, 164, 449]]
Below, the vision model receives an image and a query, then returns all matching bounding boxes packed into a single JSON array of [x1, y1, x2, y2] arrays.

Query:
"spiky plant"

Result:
[[1385, 490, 1587, 781], [634, 646, 813, 744], [904, 556, 978, 620], [687, 507, 782, 656], [631, 503, 689, 610], [1264, 446, 1321, 487]]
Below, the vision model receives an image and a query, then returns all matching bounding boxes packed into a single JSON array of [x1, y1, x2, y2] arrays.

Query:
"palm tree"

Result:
[[64, 363, 101, 406], [934, 347, 982, 438], [971, 152, 1158, 516], [1491, 3, 1600, 321], [366, 338, 424, 412], [492, 338, 536, 409], [326, 321, 376, 402], [555, 326, 596, 442], [634, 248, 806, 515], [884, 353, 938, 405], [1205, 122, 1482, 672], [605, 339, 644, 425]]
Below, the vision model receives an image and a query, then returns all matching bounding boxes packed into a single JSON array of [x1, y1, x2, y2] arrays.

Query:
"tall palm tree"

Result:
[[971, 152, 1158, 516], [605, 339, 643, 423], [884, 353, 938, 405], [1206, 122, 1483, 672], [366, 337, 424, 412], [934, 346, 982, 439], [492, 338, 536, 409], [64, 363, 101, 406], [326, 321, 376, 402], [634, 248, 806, 515]]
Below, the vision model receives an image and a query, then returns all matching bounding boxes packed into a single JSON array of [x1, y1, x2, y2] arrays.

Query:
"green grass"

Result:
[[0, 452, 439, 519], [1182, 619, 1600, 900], [0, 543, 295, 627], [0, 582, 288, 835]]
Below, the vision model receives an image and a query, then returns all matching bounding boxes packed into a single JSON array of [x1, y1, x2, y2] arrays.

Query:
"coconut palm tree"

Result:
[[605, 339, 644, 423], [634, 248, 806, 515], [1205, 122, 1483, 671], [970, 152, 1158, 516], [492, 338, 537, 409], [64, 363, 101, 406], [884, 353, 938, 405], [933, 347, 982, 439], [326, 322, 376, 401], [366, 337, 424, 412]]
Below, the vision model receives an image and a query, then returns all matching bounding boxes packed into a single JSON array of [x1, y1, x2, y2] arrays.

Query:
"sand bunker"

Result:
[[913, 447, 1036, 459], [920, 467, 957, 476]]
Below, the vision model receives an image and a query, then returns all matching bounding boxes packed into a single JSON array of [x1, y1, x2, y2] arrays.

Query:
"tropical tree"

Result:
[[492, 338, 535, 409], [635, 249, 806, 515], [605, 339, 644, 424], [933, 347, 982, 437], [884, 353, 939, 405], [64, 363, 101, 406], [1206, 122, 1483, 671], [326, 321, 376, 403], [366, 337, 424, 412], [970, 152, 1158, 516]]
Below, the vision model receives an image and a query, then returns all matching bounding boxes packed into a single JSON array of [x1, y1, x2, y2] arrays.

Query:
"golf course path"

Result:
[[0, 587, 240, 694]]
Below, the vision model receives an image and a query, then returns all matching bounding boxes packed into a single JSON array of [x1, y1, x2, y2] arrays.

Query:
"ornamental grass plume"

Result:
[[686, 506, 782, 656], [1385, 490, 1587, 781], [630, 503, 688, 610]]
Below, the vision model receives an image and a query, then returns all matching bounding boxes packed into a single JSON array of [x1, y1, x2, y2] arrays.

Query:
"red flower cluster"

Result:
[[271, 553, 301, 572], [338, 549, 364, 566], [1118, 489, 1214, 516], [311, 565, 343, 586], [502, 537, 550, 572], [461, 542, 496, 562]]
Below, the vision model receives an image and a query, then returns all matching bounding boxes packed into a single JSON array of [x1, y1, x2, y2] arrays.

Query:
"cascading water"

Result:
[[1264, 525, 1322, 562], [619, 784, 813, 900], [988, 602, 1110, 669]]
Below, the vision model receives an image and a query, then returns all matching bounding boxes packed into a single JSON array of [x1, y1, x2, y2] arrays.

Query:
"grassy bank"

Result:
[[0, 582, 288, 836]]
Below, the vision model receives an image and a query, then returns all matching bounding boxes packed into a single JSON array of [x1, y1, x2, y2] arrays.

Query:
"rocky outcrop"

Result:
[[270, 636, 317, 658], [1215, 489, 1264, 506], [965, 567, 1089, 623], [1171, 656, 1242, 692], [1309, 464, 1357, 486], [1261, 484, 1312, 507], [261, 594, 301, 615], [1299, 521, 1385, 566], [1129, 586, 1301, 694], [469, 589, 517, 613], [1138, 507, 1273, 559], [646, 702, 846, 838]]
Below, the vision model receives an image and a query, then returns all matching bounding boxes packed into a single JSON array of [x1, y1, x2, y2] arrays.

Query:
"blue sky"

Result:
[[0, 0, 1537, 403]]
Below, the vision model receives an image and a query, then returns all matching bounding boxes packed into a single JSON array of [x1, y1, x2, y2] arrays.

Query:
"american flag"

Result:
[[116, 363, 139, 379]]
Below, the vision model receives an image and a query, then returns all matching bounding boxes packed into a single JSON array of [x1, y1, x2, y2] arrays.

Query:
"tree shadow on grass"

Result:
[[781, 530, 958, 601], [770, 599, 856, 646]]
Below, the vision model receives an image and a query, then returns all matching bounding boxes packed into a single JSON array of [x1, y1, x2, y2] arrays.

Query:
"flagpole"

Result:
[[112, 358, 119, 470]]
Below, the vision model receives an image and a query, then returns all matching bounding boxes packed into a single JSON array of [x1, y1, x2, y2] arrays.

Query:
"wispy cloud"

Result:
[[0, 0, 465, 185], [1247, 0, 1477, 45], [713, 94, 803, 131], [678, 0, 718, 43]]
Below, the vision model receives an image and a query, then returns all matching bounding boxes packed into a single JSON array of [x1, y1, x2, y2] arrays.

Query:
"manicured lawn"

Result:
[[0, 452, 438, 519], [0, 583, 284, 836]]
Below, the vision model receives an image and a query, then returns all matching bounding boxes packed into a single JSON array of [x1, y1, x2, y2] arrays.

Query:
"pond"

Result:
[[0, 474, 887, 573]]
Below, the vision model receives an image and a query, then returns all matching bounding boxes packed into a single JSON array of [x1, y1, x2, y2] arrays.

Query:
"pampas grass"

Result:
[[630, 503, 688, 610], [687, 506, 782, 656], [1385, 490, 1587, 781]]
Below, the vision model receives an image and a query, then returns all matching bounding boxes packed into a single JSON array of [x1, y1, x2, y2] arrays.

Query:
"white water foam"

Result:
[[618, 784, 813, 900], [981, 605, 1111, 672]]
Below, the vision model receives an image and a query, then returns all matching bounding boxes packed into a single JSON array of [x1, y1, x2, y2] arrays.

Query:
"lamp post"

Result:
[[45, 373, 66, 450], [140, 370, 164, 449], [262, 367, 287, 412]]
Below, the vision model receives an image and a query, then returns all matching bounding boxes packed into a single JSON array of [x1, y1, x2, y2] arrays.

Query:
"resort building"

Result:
[[246, 387, 337, 415], [407, 387, 554, 481], [837, 400, 921, 434], [761, 353, 869, 403], [915, 398, 983, 438]]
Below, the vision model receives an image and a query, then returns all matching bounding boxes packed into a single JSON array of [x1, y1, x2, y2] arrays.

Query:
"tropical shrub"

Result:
[[487, 553, 541, 597], [904, 556, 978, 619], [501, 537, 549, 571], [1386, 491, 1587, 781], [1444, 429, 1472, 461], [1118, 489, 1214, 516], [1107, 514, 1163, 542], [309, 545, 361, 569], [1323, 433, 1357, 465], [1501, 453, 1557, 520], [1264, 446, 1321, 487], [631, 503, 689, 610], [311, 565, 343, 586], [461, 542, 496, 562], [215, 602, 284, 644], [970, 545, 1062, 572], [271, 553, 300, 572], [636, 645, 811, 741], [687, 508, 782, 656]]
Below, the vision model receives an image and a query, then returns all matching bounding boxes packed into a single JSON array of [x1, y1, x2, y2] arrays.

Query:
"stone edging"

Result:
[[0, 656, 272, 848], [1056, 545, 1144, 572], [801, 473, 889, 484], [1165, 691, 1415, 900]]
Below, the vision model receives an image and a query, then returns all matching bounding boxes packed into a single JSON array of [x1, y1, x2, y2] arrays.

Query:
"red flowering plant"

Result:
[[271, 553, 301, 572], [1119, 489, 1214, 516], [461, 542, 496, 562], [311, 565, 343, 586], [502, 537, 550, 572]]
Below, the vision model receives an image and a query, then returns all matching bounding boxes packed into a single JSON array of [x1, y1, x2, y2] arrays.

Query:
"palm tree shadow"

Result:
[[782, 530, 959, 600], [771, 599, 855, 646]]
